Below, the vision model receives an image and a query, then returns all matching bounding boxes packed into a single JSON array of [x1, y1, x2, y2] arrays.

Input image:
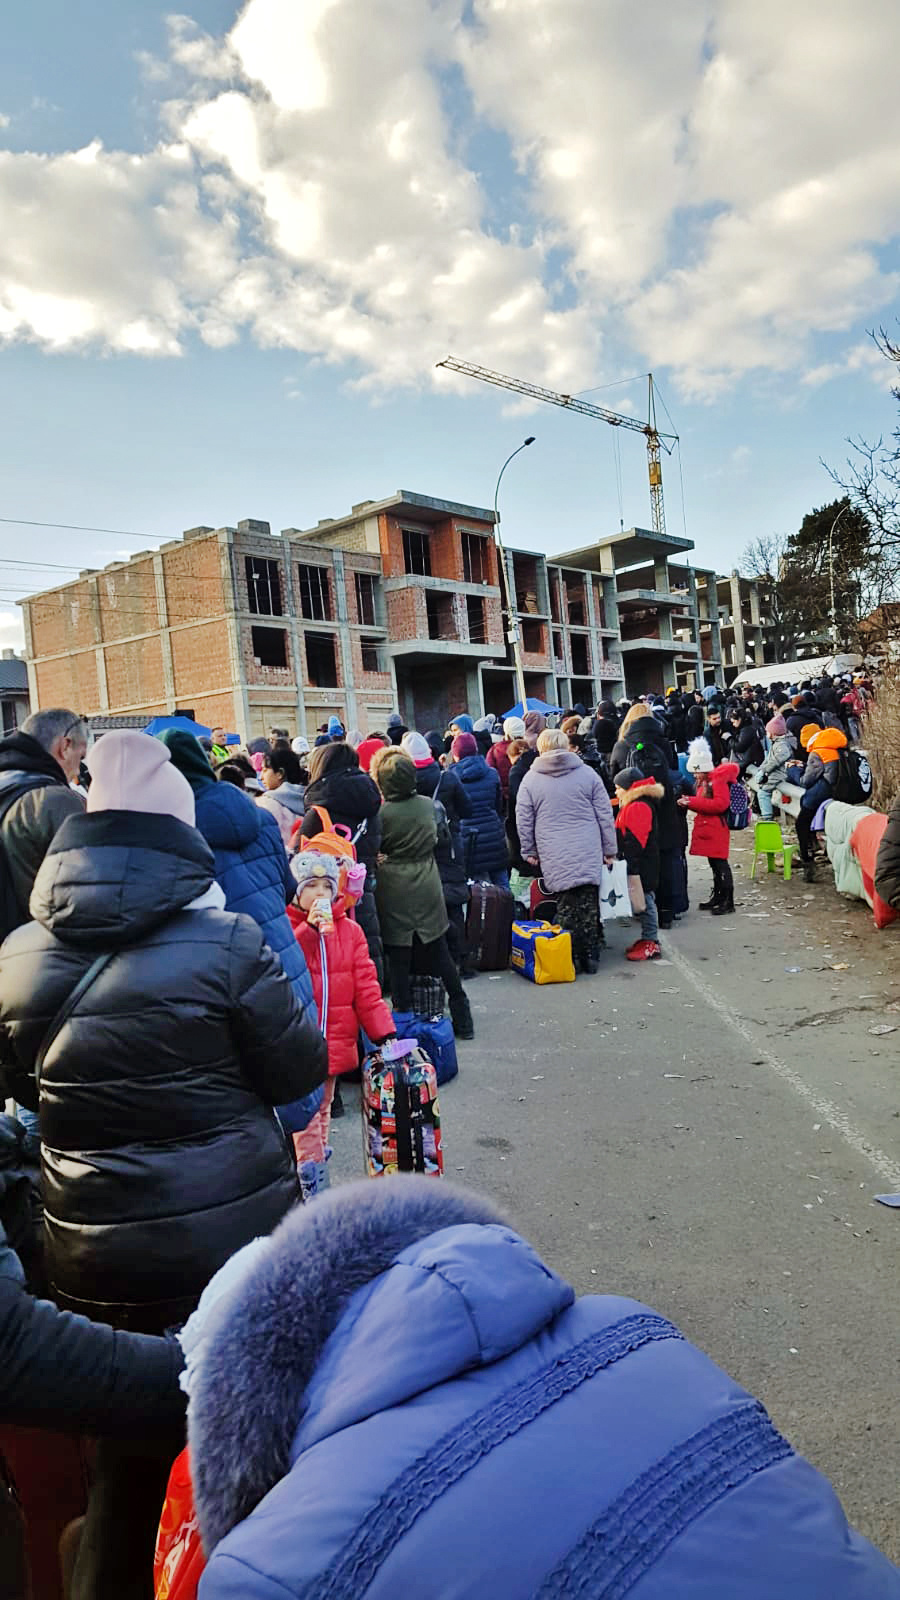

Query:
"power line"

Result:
[[0, 515, 171, 541]]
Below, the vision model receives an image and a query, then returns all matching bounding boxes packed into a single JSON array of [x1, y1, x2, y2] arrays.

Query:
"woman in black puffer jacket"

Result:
[[727, 709, 764, 773], [0, 734, 327, 1333]]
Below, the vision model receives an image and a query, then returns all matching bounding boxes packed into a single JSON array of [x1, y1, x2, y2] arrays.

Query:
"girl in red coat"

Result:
[[678, 738, 737, 915], [288, 851, 395, 1196]]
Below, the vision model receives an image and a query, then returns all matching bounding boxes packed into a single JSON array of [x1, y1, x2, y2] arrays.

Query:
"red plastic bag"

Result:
[[154, 1446, 206, 1600]]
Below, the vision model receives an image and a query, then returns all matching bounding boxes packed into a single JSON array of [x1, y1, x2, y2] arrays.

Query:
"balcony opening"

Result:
[[570, 633, 590, 676], [521, 618, 544, 654], [552, 629, 563, 662], [297, 564, 332, 621], [245, 556, 283, 616], [426, 591, 455, 640], [360, 636, 385, 673], [549, 578, 561, 624], [592, 580, 606, 629], [354, 571, 378, 626], [466, 595, 486, 643], [402, 526, 432, 577], [305, 631, 339, 686], [571, 677, 594, 706], [251, 626, 288, 668], [512, 553, 540, 614], [461, 530, 490, 585]]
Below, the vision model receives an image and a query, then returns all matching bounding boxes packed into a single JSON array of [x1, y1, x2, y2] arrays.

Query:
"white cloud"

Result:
[[0, 610, 25, 652], [0, 0, 898, 398]]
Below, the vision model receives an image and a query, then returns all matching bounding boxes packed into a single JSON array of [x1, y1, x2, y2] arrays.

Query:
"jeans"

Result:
[[14, 1103, 40, 1158], [757, 784, 775, 820], [640, 889, 659, 943], [489, 869, 510, 890]]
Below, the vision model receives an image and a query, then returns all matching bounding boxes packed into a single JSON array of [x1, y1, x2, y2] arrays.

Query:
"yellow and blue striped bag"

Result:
[[510, 920, 576, 985]]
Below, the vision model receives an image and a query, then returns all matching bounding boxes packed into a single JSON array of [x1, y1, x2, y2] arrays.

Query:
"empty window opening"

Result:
[[251, 626, 288, 668], [521, 618, 544, 653], [245, 556, 283, 616], [354, 571, 378, 626], [552, 630, 564, 660], [513, 554, 540, 614], [570, 634, 590, 676], [549, 580, 561, 624], [571, 677, 594, 705], [466, 595, 486, 643], [360, 636, 384, 673], [298, 564, 332, 621], [426, 591, 455, 640], [462, 531, 490, 585], [402, 527, 432, 577], [305, 632, 338, 686]]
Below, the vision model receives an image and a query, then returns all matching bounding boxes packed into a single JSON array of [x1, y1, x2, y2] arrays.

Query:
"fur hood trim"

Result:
[[616, 779, 664, 810], [189, 1178, 505, 1554]]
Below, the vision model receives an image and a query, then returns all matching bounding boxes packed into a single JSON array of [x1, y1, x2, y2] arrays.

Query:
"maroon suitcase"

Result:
[[465, 882, 514, 971]]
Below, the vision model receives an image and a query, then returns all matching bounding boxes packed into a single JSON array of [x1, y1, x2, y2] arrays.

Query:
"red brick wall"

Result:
[[28, 584, 96, 657], [163, 538, 227, 626], [171, 621, 235, 697], [186, 691, 240, 729], [97, 560, 158, 643], [34, 650, 99, 711], [104, 635, 166, 709], [385, 587, 424, 641]]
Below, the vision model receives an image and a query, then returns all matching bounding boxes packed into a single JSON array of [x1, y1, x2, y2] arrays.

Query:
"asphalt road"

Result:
[[331, 834, 900, 1561]]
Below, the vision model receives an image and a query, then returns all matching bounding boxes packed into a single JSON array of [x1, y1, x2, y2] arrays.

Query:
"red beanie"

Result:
[[451, 732, 477, 759]]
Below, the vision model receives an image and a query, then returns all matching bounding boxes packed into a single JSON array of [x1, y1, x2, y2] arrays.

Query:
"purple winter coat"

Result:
[[515, 749, 617, 891]]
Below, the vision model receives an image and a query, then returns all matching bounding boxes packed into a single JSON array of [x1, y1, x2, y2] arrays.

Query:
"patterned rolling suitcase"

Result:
[[361, 1038, 444, 1177], [465, 882, 514, 970]]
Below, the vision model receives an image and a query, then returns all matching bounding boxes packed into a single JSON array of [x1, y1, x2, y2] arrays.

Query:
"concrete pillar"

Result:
[[653, 557, 669, 595], [279, 535, 309, 736], [331, 549, 358, 732], [730, 571, 747, 665], [153, 554, 176, 710]]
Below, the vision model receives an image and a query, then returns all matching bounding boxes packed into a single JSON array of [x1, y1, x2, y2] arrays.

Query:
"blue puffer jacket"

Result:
[[193, 781, 322, 1130], [453, 752, 507, 876], [190, 1182, 899, 1599]]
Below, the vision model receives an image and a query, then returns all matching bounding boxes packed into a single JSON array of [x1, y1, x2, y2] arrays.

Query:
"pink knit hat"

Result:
[[86, 731, 196, 826], [766, 715, 787, 738]]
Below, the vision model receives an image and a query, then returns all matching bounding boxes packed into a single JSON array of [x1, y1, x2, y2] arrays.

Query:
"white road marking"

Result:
[[661, 936, 900, 1192]]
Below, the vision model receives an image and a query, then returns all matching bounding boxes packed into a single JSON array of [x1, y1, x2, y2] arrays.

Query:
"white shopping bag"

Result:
[[599, 860, 633, 920]]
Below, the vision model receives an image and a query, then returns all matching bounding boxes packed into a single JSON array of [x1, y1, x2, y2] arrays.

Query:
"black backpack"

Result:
[[630, 739, 673, 794], [831, 749, 873, 806], [0, 773, 50, 942]]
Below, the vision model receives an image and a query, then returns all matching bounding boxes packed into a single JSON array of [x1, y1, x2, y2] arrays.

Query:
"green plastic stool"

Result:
[[750, 820, 796, 881]]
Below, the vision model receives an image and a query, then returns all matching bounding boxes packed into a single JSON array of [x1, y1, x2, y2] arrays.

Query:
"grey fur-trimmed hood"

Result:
[[189, 1178, 507, 1554]]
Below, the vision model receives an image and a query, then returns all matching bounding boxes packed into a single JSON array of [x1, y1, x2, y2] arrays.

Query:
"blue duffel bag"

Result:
[[392, 1010, 459, 1086]]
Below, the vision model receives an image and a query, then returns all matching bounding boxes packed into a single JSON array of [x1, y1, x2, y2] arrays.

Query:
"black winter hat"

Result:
[[614, 765, 646, 790]]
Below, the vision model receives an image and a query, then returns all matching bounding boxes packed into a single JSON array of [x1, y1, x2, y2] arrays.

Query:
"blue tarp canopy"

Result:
[[143, 715, 239, 743], [501, 696, 562, 721]]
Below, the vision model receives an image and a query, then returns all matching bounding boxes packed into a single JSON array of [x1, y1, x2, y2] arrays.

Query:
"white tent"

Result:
[[732, 652, 862, 689]]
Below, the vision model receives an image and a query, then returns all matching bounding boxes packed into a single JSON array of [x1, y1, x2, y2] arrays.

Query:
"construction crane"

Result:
[[436, 356, 677, 537]]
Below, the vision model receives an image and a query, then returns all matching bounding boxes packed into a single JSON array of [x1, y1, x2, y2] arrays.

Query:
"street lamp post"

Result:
[[493, 437, 535, 714], [828, 503, 850, 652]]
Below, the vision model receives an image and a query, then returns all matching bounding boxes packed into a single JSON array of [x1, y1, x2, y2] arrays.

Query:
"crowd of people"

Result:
[[0, 679, 896, 1599]]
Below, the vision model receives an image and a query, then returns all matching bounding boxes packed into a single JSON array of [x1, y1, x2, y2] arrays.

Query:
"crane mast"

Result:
[[436, 356, 676, 537]]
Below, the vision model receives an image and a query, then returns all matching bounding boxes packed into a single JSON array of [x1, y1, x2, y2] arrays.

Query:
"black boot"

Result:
[[698, 894, 720, 911], [711, 893, 735, 916], [330, 1080, 345, 1118], [449, 992, 474, 1040], [803, 860, 816, 883]]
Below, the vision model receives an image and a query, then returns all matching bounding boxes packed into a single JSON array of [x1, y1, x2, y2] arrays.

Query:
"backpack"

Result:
[[831, 749, 873, 805], [630, 739, 673, 794], [431, 774, 455, 856], [0, 773, 50, 943], [726, 779, 751, 830], [301, 804, 358, 896]]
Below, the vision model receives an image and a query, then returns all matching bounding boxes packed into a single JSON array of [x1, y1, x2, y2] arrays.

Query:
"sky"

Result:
[[1, 0, 899, 652]]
